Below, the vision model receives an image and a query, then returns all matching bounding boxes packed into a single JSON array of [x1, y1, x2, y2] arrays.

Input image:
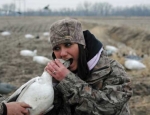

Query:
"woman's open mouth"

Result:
[[69, 58, 73, 65]]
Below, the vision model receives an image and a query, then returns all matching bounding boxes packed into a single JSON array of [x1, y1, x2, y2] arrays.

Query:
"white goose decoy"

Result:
[[0, 82, 17, 94], [33, 56, 50, 65], [25, 34, 34, 39], [1, 31, 11, 36], [43, 32, 50, 37], [105, 45, 118, 56], [4, 59, 70, 115], [20, 50, 37, 57], [124, 59, 146, 70]]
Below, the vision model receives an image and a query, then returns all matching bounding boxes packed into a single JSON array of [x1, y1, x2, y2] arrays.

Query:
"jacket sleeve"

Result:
[[0, 95, 7, 115], [56, 60, 133, 115], [0, 103, 4, 115]]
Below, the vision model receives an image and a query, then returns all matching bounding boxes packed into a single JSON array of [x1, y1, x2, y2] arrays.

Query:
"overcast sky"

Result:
[[0, 0, 150, 10]]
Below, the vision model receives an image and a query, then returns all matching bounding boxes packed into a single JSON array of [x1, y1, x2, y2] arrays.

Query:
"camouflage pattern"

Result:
[[46, 50, 132, 115], [0, 104, 3, 115], [0, 95, 4, 115], [50, 18, 85, 48]]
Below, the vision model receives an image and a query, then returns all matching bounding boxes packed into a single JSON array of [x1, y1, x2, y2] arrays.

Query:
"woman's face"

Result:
[[53, 43, 79, 71]]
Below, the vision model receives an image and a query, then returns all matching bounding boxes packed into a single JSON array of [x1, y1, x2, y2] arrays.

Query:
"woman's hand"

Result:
[[6, 102, 31, 115], [45, 59, 70, 81]]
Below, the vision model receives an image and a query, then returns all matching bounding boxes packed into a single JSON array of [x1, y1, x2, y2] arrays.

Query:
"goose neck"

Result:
[[42, 71, 52, 84]]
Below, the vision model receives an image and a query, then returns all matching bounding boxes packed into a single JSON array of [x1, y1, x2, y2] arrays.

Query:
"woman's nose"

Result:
[[60, 48, 67, 57]]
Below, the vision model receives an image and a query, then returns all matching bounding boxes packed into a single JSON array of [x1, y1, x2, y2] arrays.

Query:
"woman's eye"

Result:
[[65, 43, 72, 47], [53, 47, 60, 51]]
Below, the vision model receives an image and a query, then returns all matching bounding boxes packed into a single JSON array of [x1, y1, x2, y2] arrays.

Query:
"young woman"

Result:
[[44, 18, 132, 115]]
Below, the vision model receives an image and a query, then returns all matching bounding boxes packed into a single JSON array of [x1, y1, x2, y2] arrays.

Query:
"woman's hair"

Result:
[[52, 44, 90, 80], [77, 44, 90, 80]]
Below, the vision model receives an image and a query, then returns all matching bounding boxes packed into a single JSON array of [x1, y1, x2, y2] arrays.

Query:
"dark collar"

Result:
[[83, 30, 103, 61]]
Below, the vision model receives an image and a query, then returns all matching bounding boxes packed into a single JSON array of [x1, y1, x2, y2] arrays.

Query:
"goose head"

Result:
[[59, 59, 72, 68]]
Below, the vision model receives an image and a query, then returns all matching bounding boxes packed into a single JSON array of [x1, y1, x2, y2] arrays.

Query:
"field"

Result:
[[0, 16, 150, 115]]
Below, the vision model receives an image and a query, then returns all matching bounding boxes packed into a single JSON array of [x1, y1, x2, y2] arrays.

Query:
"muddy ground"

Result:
[[0, 16, 150, 115]]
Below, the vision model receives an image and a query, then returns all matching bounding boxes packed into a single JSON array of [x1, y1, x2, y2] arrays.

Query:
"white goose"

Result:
[[4, 59, 70, 115]]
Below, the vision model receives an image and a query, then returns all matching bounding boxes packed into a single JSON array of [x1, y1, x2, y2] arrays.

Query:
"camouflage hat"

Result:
[[49, 18, 85, 48]]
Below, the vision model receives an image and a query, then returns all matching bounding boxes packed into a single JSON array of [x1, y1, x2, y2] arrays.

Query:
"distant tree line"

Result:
[[0, 2, 150, 16]]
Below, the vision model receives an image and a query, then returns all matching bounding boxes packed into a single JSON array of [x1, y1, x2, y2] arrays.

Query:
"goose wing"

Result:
[[3, 77, 39, 102]]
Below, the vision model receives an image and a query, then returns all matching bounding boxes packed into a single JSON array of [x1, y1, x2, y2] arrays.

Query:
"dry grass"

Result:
[[1, 16, 150, 115]]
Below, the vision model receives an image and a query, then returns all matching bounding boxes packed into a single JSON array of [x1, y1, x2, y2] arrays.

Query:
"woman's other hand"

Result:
[[6, 102, 31, 115]]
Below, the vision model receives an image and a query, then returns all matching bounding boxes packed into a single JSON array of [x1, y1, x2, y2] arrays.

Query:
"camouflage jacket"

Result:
[[0, 95, 5, 115], [0, 103, 3, 115], [46, 50, 133, 115]]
